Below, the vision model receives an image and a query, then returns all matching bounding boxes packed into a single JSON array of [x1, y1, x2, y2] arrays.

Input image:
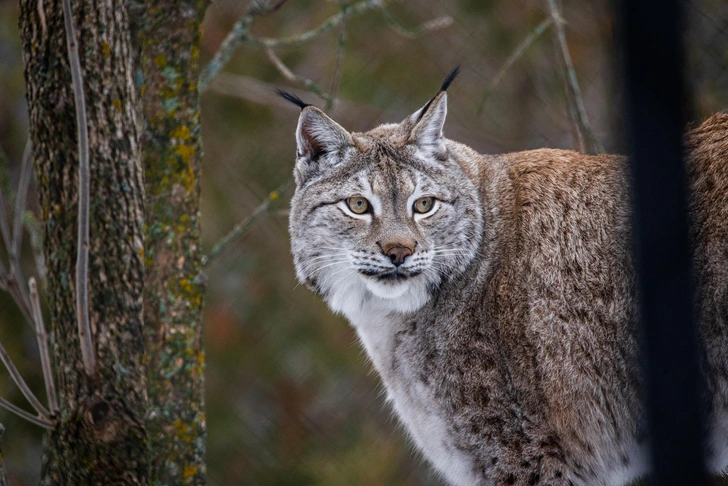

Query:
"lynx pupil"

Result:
[[347, 196, 369, 214], [413, 197, 434, 214]]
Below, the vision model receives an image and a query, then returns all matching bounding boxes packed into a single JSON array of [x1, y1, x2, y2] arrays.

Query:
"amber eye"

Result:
[[413, 197, 435, 214], [346, 196, 370, 215]]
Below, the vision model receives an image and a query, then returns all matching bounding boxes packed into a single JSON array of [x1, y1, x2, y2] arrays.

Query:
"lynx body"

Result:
[[285, 80, 728, 485]]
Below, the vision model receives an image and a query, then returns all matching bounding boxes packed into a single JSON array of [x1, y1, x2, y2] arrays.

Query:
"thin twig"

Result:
[[0, 147, 12, 282], [546, 0, 602, 154], [62, 0, 96, 376], [199, 0, 388, 92], [380, 7, 452, 39], [247, 0, 385, 49], [0, 149, 35, 325], [12, 140, 32, 261], [198, 11, 257, 91], [0, 397, 53, 429], [24, 213, 46, 286], [198, 0, 291, 91], [478, 16, 553, 114], [265, 49, 332, 103], [327, 2, 348, 111], [29, 277, 57, 414], [0, 189, 11, 261], [0, 278, 34, 327], [203, 180, 291, 266], [0, 340, 50, 419], [207, 73, 381, 120], [7, 140, 33, 309], [1, 280, 34, 327]]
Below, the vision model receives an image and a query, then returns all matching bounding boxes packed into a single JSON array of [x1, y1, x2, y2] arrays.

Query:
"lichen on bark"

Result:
[[131, 1, 209, 483]]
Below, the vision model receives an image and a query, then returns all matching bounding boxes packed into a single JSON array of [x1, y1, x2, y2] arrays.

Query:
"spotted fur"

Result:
[[287, 84, 728, 485]]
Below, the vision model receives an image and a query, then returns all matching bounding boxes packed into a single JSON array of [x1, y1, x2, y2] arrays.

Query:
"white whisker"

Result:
[[306, 254, 350, 264], [329, 268, 357, 291], [314, 260, 350, 273]]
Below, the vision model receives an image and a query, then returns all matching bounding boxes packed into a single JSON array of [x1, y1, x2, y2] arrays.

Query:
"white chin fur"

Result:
[[325, 272, 431, 319], [365, 279, 410, 299]]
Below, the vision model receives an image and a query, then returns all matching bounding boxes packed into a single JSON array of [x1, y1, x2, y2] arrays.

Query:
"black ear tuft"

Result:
[[415, 67, 460, 124], [440, 66, 460, 92], [276, 89, 310, 110]]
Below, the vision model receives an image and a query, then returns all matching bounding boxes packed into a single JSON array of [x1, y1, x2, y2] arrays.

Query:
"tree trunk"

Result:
[[19, 0, 148, 483], [132, 1, 208, 483]]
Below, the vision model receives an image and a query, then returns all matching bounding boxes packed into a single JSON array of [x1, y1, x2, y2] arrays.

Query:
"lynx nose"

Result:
[[385, 245, 413, 267]]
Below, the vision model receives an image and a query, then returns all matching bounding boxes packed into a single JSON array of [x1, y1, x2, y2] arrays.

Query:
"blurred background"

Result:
[[0, 0, 726, 484]]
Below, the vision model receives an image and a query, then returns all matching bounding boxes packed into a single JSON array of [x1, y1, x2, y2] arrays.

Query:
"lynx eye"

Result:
[[413, 197, 435, 214], [346, 196, 370, 215]]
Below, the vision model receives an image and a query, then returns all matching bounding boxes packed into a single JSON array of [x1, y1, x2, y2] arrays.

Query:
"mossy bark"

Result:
[[132, 1, 208, 483], [19, 0, 148, 483]]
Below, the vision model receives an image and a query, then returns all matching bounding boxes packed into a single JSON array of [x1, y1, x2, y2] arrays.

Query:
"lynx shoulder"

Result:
[[284, 74, 728, 486]]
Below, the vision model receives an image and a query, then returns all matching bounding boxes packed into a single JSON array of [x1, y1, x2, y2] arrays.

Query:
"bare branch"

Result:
[[203, 180, 292, 266], [0, 280, 34, 328], [0, 151, 11, 284], [199, 0, 388, 92], [24, 212, 46, 285], [62, 0, 96, 376], [478, 16, 553, 114], [247, 0, 384, 49], [198, 11, 256, 92], [206, 73, 381, 121], [0, 235, 8, 284], [12, 140, 32, 261], [207, 73, 290, 107], [265, 48, 332, 103], [380, 7, 452, 39], [327, 3, 348, 111], [0, 339, 50, 419], [265, 48, 297, 82], [5, 140, 34, 311], [30, 277, 57, 414], [1, 280, 34, 327], [0, 190, 11, 262], [0, 143, 35, 324], [546, 0, 603, 154], [0, 397, 53, 429]]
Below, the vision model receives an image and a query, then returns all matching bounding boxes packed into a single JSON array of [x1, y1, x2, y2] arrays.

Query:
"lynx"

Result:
[[283, 71, 728, 485]]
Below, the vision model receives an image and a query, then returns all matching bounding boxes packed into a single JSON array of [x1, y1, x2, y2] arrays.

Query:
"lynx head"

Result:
[[286, 69, 483, 318]]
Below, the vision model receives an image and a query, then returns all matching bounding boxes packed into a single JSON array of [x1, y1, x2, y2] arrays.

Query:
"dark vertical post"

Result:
[[619, 0, 707, 484]]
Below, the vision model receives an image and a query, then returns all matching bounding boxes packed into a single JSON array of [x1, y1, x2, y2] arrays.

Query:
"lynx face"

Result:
[[288, 92, 483, 318]]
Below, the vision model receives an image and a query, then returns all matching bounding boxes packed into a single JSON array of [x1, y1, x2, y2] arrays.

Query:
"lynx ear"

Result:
[[295, 106, 352, 184], [407, 91, 448, 155], [404, 67, 458, 156]]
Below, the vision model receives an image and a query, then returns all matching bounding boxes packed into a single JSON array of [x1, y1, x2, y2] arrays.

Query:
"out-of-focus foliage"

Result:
[[0, 0, 726, 484]]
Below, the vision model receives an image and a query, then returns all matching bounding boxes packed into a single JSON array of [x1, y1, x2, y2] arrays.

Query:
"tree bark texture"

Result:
[[19, 0, 148, 483], [132, 1, 208, 483]]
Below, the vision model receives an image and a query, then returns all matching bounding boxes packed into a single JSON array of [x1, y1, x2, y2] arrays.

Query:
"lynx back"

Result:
[[285, 75, 728, 485]]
